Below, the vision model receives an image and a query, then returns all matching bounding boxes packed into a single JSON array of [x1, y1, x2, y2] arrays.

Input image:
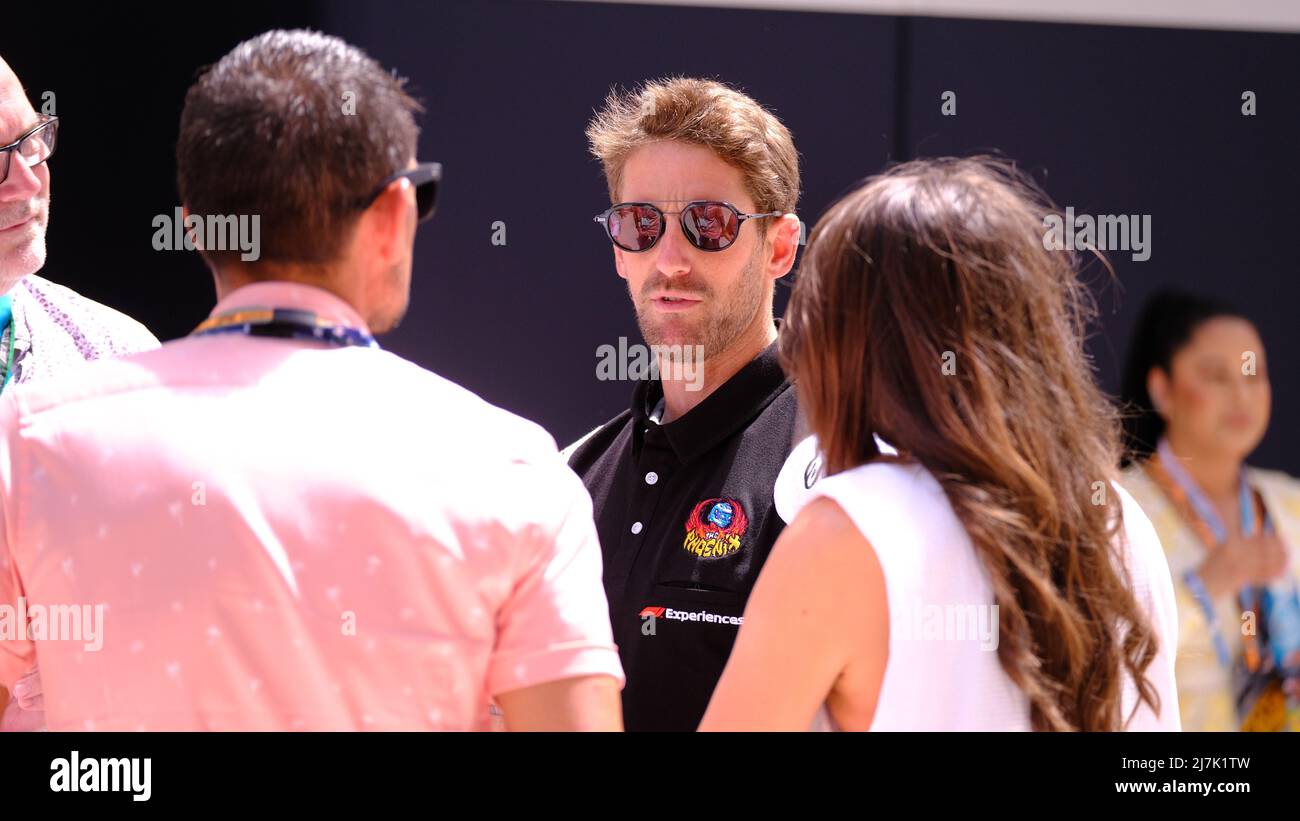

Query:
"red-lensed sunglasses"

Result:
[[594, 200, 781, 252]]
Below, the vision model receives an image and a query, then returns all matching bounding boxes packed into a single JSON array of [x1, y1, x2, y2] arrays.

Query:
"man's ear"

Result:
[[766, 213, 802, 281], [613, 245, 628, 281], [1147, 367, 1172, 419], [181, 204, 224, 281], [179, 205, 202, 251], [362, 176, 416, 267]]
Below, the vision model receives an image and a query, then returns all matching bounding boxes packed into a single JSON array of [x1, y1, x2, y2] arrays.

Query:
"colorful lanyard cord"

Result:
[[192, 307, 378, 350], [0, 294, 14, 394], [1145, 438, 1270, 671]]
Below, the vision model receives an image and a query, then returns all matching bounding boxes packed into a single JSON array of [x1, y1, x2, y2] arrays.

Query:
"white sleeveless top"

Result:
[[776, 436, 1181, 731]]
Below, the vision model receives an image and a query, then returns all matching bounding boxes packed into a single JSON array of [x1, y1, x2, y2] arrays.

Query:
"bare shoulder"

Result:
[[780, 496, 870, 559], [764, 495, 881, 599]]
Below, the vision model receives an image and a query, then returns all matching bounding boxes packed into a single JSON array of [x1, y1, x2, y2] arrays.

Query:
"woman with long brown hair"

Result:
[[700, 157, 1179, 731]]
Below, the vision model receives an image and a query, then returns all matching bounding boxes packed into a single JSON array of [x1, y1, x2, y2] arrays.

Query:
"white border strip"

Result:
[[555, 0, 1300, 33]]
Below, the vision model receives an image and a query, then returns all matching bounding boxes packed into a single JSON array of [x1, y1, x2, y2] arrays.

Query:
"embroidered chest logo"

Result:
[[804, 454, 823, 489], [682, 497, 748, 559]]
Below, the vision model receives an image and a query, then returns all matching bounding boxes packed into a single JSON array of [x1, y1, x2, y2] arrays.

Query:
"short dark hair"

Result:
[[177, 29, 422, 267]]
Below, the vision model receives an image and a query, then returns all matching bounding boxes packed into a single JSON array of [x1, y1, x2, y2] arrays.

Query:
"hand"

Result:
[[1284, 676, 1300, 702], [0, 667, 46, 732], [1197, 531, 1292, 600]]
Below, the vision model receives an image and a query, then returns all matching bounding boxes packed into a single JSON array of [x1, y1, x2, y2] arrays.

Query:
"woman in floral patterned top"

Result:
[[1120, 290, 1300, 731]]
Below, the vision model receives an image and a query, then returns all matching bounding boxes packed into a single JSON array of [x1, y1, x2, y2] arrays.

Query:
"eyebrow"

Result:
[[616, 198, 740, 207], [1, 117, 44, 148], [1193, 355, 1241, 371]]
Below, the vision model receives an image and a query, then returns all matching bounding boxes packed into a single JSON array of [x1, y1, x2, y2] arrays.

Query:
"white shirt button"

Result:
[[631, 521, 643, 535], [645, 471, 658, 485]]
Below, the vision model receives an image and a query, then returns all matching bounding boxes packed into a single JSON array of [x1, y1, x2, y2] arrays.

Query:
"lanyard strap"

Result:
[[192, 307, 378, 350], [1156, 438, 1262, 542], [1149, 438, 1271, 671], [0, 294, 14, 395]]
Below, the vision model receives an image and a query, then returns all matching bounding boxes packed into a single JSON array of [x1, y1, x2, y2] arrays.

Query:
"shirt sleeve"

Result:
[[773, 434, 821, 525], [486, 457, 624, 697], [0, 391, 34, 690]]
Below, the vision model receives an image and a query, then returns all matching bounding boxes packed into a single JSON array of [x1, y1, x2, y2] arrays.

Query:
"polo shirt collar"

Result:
[[210, 281, 371, 334], [631, 337, 789, 464]]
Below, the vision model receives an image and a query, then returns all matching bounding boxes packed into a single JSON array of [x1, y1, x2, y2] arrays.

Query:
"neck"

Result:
[[214, 262, 357, 313], [658, 311, 776, 424], [0, 274, 25, 297], [1163, 429, 1244, 502]]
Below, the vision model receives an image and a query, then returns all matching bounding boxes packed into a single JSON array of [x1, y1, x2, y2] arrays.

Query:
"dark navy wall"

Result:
[[7, 1, 1297, 469]]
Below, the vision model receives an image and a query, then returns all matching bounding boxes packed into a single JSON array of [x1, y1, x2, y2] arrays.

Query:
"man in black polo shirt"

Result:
[[566, 77, 803, 731]]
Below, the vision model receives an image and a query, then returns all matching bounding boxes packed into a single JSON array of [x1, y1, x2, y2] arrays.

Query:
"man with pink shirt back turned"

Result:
[[0, 29, 623, 731]]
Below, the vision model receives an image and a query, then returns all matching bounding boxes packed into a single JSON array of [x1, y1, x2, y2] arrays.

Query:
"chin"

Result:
[[637, 311, 700, 349], [1215, 430, 1263, 461]]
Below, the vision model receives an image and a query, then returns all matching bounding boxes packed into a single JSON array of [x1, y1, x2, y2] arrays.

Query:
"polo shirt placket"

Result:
[[568, 339, 799, 731]]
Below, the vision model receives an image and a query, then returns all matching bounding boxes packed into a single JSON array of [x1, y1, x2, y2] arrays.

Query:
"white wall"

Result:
[[557, 0, 1300, 33]]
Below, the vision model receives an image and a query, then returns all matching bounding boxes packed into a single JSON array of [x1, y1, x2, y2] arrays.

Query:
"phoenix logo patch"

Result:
[[682, 497, 748, 559]]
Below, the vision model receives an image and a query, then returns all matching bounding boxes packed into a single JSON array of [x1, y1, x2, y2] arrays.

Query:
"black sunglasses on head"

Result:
[[594, 200, 781, 252], [360, 161, 441, 223]]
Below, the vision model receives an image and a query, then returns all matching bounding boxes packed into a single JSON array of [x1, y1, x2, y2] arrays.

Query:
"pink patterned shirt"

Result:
[[0, 281, 622, 730]]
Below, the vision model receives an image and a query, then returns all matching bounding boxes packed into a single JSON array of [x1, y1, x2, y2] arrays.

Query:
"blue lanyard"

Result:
[[1157, 438, 1266, 543], [1158, 438, 1273, 669], [0, 294, 14, 394], [192, 307, 378, 350]]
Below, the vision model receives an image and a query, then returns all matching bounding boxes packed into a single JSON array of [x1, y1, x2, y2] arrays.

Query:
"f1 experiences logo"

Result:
[[640, 605, 742, 635]]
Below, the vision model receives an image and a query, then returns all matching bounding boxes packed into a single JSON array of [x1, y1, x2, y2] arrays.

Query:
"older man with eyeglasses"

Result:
[[0, 55, 159, 726], [0, 56, 159, 387]]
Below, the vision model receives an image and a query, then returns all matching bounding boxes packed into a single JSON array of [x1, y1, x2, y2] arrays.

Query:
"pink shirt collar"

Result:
[[210, 281, 371, 333]]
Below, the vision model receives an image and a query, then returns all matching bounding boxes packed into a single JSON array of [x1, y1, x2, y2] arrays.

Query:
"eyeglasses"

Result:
[[594, 200, 781, 252], [0, 117, 58, 186], [360, 161, 441, 223]]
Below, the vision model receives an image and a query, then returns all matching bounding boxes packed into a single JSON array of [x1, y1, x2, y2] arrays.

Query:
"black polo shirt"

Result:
[[567, 339, 799, 731]]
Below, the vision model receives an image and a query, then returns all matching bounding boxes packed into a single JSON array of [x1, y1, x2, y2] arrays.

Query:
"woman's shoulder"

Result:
[[775, 434, 918, 524], [1248, 465, 1300, 496], [1109, 479, 1171, 575], [811, 458, 941, 517], [1116, 461, 1176, 520], [1249, 466, 1300, 523], [1118, 460, 1160, 496], [801, 458, 966, 566]]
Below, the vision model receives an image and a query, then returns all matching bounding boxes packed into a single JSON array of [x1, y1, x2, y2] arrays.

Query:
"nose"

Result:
[[0, 149, 44, 204], [652, 211, 692, 279]]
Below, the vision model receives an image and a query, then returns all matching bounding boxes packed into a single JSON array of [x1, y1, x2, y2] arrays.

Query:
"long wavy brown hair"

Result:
[[780, 157, 1160, 731]]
